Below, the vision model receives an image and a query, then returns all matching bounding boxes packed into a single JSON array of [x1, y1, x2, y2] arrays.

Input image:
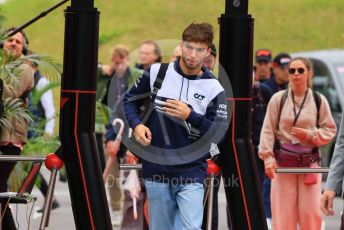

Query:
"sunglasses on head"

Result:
[[288, 67, 305, 75]]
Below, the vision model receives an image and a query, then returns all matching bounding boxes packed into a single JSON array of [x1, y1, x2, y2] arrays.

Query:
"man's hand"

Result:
[[106, 139, 121, 157], [101, 64, 114, 76], [321, 190, 336, 216], [290, 127, 308, 141], [163, 99, 191, 120], [133, 124, 152, 146]]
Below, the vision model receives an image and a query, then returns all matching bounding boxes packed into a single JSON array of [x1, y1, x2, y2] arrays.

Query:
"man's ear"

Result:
[[206, 47, 211, 57]]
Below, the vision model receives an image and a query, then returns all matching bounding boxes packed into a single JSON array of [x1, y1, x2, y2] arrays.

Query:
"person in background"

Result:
[[321, 114, 344, 221], [0, 27, 34, 230], [265, 53, 291, 93], [255, 49, 273, 82], [259, 52, 291, 227], [252, 73, 273, 229], [102, 45, 144, 228], [201, 43, 223, 230], [27, 57, 60, 213], [97, 44, 142, 227], [203, 43, 216, 71], [259, 57, 336, 229], [119, 40, 162, 229], [27, 56, 56, 138], [170, 45, 182, 62], [135, 40, 162, 70]]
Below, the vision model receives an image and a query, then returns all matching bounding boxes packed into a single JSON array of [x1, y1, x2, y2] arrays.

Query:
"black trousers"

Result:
[[0, 145, 21, 230]]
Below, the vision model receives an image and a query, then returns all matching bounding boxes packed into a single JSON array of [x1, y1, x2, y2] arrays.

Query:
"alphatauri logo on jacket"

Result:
[[193, 93, 205, 103]]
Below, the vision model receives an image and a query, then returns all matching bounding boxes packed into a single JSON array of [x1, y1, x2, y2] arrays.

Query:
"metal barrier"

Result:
[[119, 164, 142, 170], [0, 155, 58, 230], [275, 167, 329, 174], [39, 167, 58, 230], [206, 173, 215, 230], [0, 156, 46, 230], [0, 155, 45, 162]]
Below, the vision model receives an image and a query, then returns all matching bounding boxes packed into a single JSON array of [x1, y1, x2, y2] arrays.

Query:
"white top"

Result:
[[36, 77, 55, 135]]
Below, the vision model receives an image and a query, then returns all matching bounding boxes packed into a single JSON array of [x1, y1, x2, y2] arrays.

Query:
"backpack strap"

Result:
[[253, 81, 265, 104], [277, 89, 322, 130], [141, 63, 169, 124], [277, 89, 289, 131], [312, 90, 322, 128]]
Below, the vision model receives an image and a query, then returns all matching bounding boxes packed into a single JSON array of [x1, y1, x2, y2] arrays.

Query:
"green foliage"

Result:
[[22, 135, 60, 155], [250, 0, 344, 54], [0, 50, 26, 88], [30, 80, 60, 105], [96, 101, 110, 125], [0, 98, 32, 131], [23, 54, 62, 82], [0, 49, 61, 133]]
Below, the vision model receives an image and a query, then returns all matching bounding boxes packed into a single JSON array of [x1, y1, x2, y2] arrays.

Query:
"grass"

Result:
[[0, 0, 344, 133], [1, 0, 344, 61]]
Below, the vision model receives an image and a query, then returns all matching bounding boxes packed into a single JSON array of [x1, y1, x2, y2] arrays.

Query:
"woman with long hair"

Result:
[[259, 57, 337, 229]]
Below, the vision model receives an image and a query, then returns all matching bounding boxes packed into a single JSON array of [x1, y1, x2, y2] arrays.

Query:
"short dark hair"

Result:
[[182, 22, 214, 47], [209, 43, 216, 57]]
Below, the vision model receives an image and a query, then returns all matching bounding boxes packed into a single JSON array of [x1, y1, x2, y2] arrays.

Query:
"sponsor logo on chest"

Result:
[[193, 93, 205, 103]]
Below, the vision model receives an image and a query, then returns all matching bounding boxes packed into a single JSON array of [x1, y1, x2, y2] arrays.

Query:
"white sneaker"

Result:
[[266, 218, 272, 230], [111, 211, 122, 227]]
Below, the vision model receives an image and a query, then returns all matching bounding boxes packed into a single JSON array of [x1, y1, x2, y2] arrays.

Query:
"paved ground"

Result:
[[9, 167, 343, 229]]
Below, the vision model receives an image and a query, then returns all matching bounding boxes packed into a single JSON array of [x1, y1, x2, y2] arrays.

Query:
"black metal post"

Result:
[[218, 0, 267, 229], [59, 0, 111, 229]]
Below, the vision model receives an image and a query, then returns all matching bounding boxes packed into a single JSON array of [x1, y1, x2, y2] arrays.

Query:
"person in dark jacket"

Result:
[[123, 22, 228, 230], [264, 53, 291, 93], [255, 48, 273, 82]]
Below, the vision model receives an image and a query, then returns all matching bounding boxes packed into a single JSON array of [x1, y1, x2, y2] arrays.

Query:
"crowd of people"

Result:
[[1, 21, 344, 230]]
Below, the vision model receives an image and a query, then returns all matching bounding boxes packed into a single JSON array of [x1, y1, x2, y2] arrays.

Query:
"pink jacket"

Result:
[[258, 89, 337, 161]]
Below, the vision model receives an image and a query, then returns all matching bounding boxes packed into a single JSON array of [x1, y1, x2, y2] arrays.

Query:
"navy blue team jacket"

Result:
[[123, 60, 228, 184]]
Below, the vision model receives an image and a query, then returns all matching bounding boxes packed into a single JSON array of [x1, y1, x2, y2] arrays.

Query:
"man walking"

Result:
[[123, 22, 228, 230]]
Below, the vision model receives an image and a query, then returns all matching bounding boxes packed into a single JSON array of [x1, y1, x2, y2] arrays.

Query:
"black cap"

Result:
[[255, 49, 272, 62], [273, 53, 291, 67], [210, 43, 216, 56]]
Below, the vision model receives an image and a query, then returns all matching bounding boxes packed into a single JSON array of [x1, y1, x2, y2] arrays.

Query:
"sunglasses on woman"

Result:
[[288, 67, 305, 75]]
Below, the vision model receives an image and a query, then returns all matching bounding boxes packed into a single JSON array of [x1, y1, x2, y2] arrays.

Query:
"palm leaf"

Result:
[[0, 98, 32, 132], [22, 54, 62, 82], [0, 50, 22, 88], [30, 80, 60, 105]]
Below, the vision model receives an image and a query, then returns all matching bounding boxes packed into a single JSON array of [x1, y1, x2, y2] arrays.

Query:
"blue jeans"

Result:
[[145, 180, 204, 230]]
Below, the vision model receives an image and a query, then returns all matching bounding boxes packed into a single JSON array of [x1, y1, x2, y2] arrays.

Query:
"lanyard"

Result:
[[291, 88, 308, 126]]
